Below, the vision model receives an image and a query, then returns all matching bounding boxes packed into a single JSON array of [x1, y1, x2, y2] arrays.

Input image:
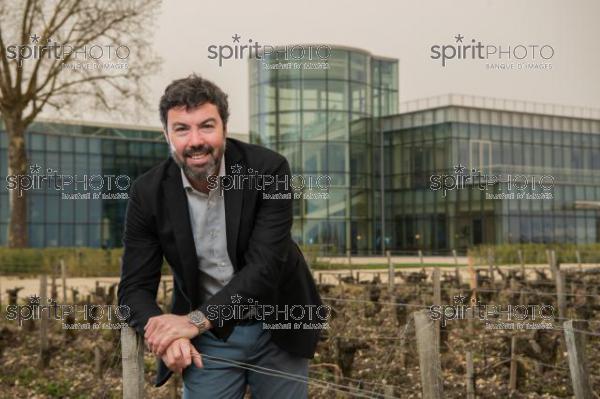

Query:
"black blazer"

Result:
[[117, 138, 323, 387]]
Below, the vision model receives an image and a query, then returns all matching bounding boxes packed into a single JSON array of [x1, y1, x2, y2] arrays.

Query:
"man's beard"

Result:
[[169, 142, 225, 180]]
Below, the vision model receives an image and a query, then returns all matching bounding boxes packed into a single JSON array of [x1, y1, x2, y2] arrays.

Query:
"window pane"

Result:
[[302, 142, 327, 172], [328, 111, 348, 141], [303, 112, 327, 141], [279, 112, 300, 142], [326, 50, 348, 80]]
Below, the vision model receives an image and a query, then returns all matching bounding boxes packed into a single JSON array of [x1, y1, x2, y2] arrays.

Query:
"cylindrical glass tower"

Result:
[[249, 45, 398, 255]]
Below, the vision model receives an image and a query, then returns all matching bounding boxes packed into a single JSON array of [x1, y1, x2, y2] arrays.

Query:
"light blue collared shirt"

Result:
[[181, 156, 235, 303]]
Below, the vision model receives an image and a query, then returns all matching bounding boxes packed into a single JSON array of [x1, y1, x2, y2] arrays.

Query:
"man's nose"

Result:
[[188, 129, 206, 146]]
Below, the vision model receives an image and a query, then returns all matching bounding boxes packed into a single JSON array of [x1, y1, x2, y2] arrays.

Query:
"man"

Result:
[[117, 75, 325, 398]]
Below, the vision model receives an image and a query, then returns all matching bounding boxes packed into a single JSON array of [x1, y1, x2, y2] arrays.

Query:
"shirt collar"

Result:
[[180, 154, 225, 194]]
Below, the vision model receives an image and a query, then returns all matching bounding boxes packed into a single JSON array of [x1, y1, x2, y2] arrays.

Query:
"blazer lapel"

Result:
[[224, 139, 244, 271], [163, 160, 199, 308]]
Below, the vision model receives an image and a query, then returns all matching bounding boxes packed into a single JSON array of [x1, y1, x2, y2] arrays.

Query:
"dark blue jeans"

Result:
[[183, 322, 308, 398]]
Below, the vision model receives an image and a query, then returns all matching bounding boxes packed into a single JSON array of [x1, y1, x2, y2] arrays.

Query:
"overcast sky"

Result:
[[53, 0, 600, 134]]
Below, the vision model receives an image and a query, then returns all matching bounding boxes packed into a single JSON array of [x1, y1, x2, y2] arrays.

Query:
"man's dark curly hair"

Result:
[[159, 74, 230, 130]]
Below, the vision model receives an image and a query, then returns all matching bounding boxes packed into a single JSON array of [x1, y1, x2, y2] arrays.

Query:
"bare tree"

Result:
[[0, 0, 161, 247]]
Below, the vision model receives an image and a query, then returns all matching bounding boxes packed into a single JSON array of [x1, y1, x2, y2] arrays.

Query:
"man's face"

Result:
[[164, 103, 226, 180]]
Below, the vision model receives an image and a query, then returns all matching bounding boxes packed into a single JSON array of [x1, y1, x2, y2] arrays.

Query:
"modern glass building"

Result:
[[249, 44, 600, 255], [249, 45, 399, 254], [377, 95, 600, 254], [0, 120, 167, 247]]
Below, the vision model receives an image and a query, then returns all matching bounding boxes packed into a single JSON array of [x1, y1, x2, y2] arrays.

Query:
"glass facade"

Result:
[[249, 46, 399, 254], [0, 121, 167, 247], [377, 106, 600, 254]]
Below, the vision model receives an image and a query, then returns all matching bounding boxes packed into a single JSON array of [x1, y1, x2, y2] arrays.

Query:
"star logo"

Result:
[[231, 163, 242, 174], [28, 294, 40, 305], [30, 163, 41, 174], [454, 164, 466, 174], [454, 34, 464, 43], [231, 294, 242, 304], [232, 34, 241, 43], [30, 33, 40, 43], [453, 294, 467, 304]]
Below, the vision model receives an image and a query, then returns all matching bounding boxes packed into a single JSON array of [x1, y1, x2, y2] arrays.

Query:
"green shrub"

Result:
[[0, 247, 171, 277], [468, 243, 600, 265]]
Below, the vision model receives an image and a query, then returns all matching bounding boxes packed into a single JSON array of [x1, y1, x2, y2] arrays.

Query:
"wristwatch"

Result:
[[187, 310, 210, 334]]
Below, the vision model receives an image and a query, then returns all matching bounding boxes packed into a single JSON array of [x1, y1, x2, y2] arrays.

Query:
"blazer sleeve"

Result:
[[117, 180, 164, 336], [198, 156, 293, 339]]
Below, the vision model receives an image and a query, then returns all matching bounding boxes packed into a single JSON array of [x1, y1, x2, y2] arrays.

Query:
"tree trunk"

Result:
[[5, 115, 29, 247]]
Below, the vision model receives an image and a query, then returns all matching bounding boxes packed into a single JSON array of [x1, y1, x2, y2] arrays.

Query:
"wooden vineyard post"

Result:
[[510, 275, 518, 292], [432, 267, 441, 346], [95, 345, 103, 377], [575, 250, 582, 273], [452, 248, 460, 287], [387, 250, 394, 295], [39, 274, 50, 367], [454, 266, 462, 287], [399, 325, 407, 369], [466, 351, 475, 399], [60, 259, 67, 303], [547, 250, 567, 320], [162, 280, 169, 312], [51, 266, 58, 301], [346, 249, 352, 281], [509, 335, 518, 392], [121, 325, 145, 399], [468, 256, 477, 298], [555, 271, 567, 321], [432, 268, 441, 307], [517, 249, 525, 280], [413, 310, 443, 399], [468, 255, 477, 334], [563, 321, 593, 399], [487, 248, 495, 284], [547, 249, 556, 281], [452, 249, 458, 267], [170, 374, 180, 399]]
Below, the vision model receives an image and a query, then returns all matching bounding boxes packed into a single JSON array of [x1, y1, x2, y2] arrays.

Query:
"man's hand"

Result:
[[161, 337, 203, 374], [144, 314, 203, 356]]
